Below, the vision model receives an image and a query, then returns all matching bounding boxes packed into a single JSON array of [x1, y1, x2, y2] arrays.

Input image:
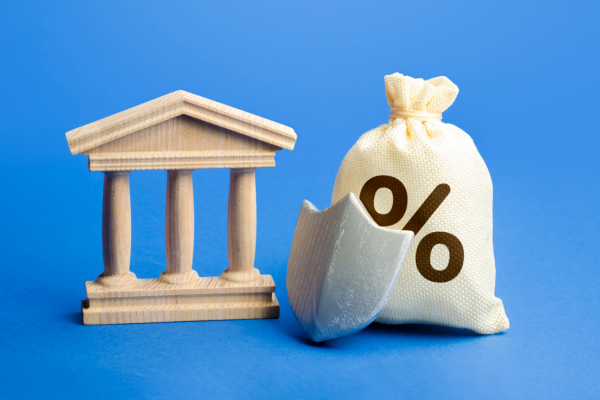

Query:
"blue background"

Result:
[[1, 1, 598, 398]]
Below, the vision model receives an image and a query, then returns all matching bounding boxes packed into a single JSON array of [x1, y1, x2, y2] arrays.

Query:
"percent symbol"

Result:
[[360, 176, 464, 283]]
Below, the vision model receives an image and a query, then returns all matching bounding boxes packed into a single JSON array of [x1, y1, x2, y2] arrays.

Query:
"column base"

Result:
[[158, 269, 200, 285], [220, 267, 260, 283], [95, 271, 137, 288], [81, 274, 279, 325]]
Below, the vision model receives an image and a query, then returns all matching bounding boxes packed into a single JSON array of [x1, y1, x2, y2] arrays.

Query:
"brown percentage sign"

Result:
[[360, 176, 464, 283]]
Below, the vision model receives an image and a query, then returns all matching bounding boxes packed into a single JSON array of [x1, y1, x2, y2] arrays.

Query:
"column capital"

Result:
[[230, 167, 257, 175], [167, 169, 194, 175], [104, 170, 131, 177]]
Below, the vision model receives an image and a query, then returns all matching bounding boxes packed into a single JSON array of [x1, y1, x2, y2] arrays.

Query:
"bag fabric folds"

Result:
[[332, 73, 509, 334]]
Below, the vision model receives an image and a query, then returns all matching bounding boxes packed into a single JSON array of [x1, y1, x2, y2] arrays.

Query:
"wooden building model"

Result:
[[66, 90, 296, 325]]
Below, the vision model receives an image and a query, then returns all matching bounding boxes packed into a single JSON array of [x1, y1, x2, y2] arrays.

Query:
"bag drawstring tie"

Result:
[[390, 106, 442, 121]]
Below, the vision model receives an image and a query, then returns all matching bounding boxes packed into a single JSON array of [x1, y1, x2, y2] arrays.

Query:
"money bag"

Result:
[[332, 73, 509, 334]]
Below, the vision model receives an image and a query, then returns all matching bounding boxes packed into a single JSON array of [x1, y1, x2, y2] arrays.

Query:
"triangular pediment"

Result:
[[65, 90, 297, 155]]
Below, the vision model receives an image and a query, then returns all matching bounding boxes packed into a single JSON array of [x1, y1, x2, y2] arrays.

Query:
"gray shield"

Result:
[[286, 193, 414, 342]]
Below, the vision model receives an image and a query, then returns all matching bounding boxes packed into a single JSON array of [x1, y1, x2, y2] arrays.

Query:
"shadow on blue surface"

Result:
[[290, 322, 482, 348], [366, 322, 482, 338], [61, 312, 84, 326]]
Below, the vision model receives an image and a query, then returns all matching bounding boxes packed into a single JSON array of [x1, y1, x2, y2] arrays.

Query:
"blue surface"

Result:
[[1, 1, 599, 398]]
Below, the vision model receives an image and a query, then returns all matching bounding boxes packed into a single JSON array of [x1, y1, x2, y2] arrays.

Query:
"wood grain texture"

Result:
[[66, 90, 296, 155], [84, 115, 281, 171], [159, 170, 200, 285], [87, 151, 276, 171], [97, 172, 137, 288], [67, 91, 294, 324], [221, 169, 259, 283], [82, 275, 279, 325]]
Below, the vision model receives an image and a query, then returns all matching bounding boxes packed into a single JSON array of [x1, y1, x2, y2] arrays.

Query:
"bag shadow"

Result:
[[364, 322, 486, 337]]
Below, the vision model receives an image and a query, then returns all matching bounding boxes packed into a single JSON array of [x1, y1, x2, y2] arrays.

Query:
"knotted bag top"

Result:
[[385, 73, 459, 122]]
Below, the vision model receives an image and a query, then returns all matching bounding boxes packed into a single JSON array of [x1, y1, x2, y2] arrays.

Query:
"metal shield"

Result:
[[286, 193, 414, 342]]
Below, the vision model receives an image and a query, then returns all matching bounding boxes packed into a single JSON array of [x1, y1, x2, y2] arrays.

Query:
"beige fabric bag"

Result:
[[332, 73, 509, 334]]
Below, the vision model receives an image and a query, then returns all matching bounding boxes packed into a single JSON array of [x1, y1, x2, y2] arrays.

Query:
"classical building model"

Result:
[[65, 90, 296, 325]]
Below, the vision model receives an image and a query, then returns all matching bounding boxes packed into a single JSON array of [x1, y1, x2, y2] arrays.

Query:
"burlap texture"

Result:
[[332, 73, 509, 334]]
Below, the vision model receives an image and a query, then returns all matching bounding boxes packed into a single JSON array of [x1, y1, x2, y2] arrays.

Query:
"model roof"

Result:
[[66, 90, 297, 155]]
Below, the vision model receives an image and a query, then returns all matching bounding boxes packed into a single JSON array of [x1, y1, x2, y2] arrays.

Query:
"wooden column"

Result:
[[221, 168, 260, 282], [97, 171, 136, 287], [159, 170, 200, 285]]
